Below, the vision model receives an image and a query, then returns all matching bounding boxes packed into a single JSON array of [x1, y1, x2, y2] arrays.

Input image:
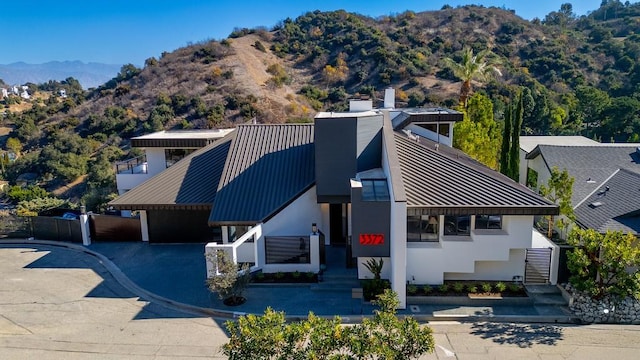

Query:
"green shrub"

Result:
[[407, 284, 418, 295], [452, 282, 465, 293], [495, 282, 507, 293], [508, 283, 522, 293], [362, 279, 391, 301], [467, 284, 478, 293], [292, 271, 301, 279], [305, 272, 315, 280], [274, 272, 285, 280], [422, 285, 433, 295], [481, 283, 493, 293], [255, 272, 265, 281], [437, 284, 449, 293]]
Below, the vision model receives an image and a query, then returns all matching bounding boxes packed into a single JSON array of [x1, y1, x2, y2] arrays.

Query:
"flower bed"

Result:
[[251, 271, 318, 284], [406, 281, 527, 297]]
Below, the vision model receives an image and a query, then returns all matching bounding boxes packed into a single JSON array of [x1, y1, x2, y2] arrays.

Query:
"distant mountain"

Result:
[[0, 61, 122, 89]]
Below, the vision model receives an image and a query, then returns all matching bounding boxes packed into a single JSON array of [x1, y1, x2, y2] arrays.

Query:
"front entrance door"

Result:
[[329, 204, 346, 245]]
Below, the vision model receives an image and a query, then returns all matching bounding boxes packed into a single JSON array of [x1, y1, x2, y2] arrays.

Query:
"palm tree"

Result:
[[443, 46, 501, 107]]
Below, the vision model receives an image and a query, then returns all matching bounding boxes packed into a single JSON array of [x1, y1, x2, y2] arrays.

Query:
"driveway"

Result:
[[0, 244, 228, 359]]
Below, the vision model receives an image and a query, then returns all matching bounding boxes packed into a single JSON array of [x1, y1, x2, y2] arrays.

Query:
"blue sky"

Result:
[[2, 0, 602, 66]]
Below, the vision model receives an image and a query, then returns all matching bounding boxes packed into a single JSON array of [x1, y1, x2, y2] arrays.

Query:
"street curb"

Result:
[[0, 239, 581, 324]]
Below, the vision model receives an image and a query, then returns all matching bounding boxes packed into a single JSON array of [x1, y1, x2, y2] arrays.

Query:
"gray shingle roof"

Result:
[[109, 133, 234, 210], [527, 145, 640, 204], [208, 124, 315, 225], [574, 168, 640, 235], [394, 133, 557, 215]]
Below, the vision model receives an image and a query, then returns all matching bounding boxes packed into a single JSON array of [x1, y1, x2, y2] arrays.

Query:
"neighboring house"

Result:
[[522, 136, 640, 236], [114, 129, 234, 196], [110, 90, 557, 308], [1, 88, 7, 98]]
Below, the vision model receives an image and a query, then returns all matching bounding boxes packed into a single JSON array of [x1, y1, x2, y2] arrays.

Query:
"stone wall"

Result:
[[564, 283, 640, 324]]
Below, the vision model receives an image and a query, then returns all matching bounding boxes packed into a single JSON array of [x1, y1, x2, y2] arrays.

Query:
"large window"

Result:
[[475, 215, 502, 230], [444, 215, 470, 236], [407, 215, 439, 242], [165, 148, 196, 168]]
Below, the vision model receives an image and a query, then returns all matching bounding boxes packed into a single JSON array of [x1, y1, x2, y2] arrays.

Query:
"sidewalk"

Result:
[[1, 239, 577, 323]]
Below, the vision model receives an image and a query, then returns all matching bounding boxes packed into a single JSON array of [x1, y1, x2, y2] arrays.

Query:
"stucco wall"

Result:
[[445, 249, 526, 281], [145, 148, 166, 177], [261, 186, 324, 237], [405, 215, 534, 284]]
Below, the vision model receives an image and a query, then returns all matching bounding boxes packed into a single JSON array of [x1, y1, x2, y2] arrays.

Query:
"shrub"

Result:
[[305, 272, 315, 280], [452, 282, 465, 293], [254, 40, 266, 52], [438, 284, 449, 293], [495, 281, 507, 293], [274, 271, 285, 280], [363, 278, 390, 301], [481, 282, 493, 293], [407, 284, 418, 295], [205, 251, 250, 305], [422, 285, 433, 294], [467, 284, 478, 293], [508, 283, 522, 293], [223, 290, 435, 359], [292, 271, 301, 279]]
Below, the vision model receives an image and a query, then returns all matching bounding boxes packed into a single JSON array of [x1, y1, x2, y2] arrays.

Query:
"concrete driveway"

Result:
[[0, 244, 228, 359]]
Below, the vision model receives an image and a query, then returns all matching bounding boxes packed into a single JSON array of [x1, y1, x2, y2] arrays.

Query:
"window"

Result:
[[165, 148, 196, 168], [407, 215, 439, 242], [438, 123, 450, 137], [444, 215, 470, 236], [475, 215, 502, 230], [361, 179, 390, 201]]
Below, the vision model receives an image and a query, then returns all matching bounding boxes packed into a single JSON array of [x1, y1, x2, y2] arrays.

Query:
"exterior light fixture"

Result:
[[312, 223, 318, 234]]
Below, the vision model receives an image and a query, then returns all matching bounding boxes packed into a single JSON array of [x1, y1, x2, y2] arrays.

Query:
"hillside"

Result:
[[1, 2, 639, 210]]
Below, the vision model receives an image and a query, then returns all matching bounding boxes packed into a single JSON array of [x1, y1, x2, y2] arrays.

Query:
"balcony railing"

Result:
[[115, 155, 148, 175]]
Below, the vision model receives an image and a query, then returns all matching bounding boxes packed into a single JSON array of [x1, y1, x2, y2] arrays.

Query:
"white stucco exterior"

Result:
[[405, 215, 534, 284], [260, 186, 324, 236]]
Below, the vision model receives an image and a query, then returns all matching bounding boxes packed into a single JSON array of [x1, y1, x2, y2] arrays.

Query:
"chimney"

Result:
[[384, 87, 395, 109]]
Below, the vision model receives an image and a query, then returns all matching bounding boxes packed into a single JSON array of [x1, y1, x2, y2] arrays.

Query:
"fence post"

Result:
[[80, 206, 91, 246]]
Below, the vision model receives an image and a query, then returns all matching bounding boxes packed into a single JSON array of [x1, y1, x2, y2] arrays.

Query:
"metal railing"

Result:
[[114, 155, 147, 175]]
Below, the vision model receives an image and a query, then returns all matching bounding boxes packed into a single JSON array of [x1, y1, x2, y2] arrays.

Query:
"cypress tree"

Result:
[[499, 98, 512, 176], [508, 90, 523, 181]]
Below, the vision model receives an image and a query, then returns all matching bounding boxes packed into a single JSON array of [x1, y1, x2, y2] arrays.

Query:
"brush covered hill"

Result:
[[1, 2, 639, 209]]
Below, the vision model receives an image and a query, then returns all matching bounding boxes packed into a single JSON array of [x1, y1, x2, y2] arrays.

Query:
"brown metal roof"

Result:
[[394, 132, 558, 216], [208, 124, 315, 225], [109, 133, 235, 210]]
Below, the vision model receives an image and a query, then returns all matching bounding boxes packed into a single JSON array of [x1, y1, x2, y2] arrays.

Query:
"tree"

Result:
[[507, 90, 523, 181], [223, 289, 435, 359], [442, 46, 501, 107], [206, 251, 250, 306], [5, 137, 22, 156], [453, 93, 501, 169], [500, 96, 512, 175], [539, 167, 575, 239], [567, 228, 640, 300]]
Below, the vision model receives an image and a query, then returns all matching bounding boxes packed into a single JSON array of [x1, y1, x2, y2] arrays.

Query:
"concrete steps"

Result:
[[525, 284, 568, 305]]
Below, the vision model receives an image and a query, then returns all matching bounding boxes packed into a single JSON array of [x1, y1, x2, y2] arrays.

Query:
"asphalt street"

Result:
[[1, 243, 639, 359]]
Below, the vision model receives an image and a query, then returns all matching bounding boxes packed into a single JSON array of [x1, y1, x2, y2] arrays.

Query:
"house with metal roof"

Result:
[[522, 140, 640, 236], [110, 90, 558, 308]]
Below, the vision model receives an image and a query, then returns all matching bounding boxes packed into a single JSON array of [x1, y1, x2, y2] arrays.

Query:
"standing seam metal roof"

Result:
[[394, 133, 557, 215], [208, 124, 315, 225], [109, 133, 235, 210]]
